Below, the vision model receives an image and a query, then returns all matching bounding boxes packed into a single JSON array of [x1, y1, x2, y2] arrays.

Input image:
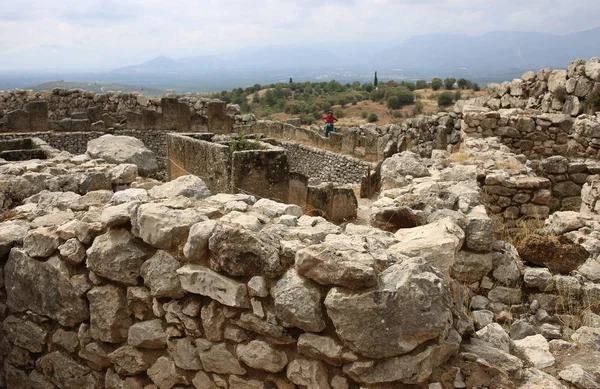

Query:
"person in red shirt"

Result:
[[321, 111, 338, 137]]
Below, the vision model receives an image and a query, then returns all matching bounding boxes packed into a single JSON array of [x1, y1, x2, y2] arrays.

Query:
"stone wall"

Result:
[[231, 148, 290, 204], [582, 178, 600, 214], [483, 57, 600, 116]]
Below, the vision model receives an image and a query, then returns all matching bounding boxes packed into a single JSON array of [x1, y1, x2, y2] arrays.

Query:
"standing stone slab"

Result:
[[272, 269, 326, 332], [86, 228, 149, 286], [324, 258, 452, 359], [87, 285, 132, 343], [177, 264, 250, 308], [5, 249, 89, 327]]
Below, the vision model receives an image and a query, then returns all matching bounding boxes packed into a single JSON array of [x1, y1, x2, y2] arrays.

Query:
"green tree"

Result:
[[473, 83, 481, 92], [454, 91, 462, 101], [431, 78, 443, 91], [437, 91, 454, 107], [444, 78, 456, 90], [387, 96, 400, 109], [367, 113, 378, 123], [289, 77, 293, 84], [374, 71, 378, 88], [415, 80, 428, 89], [363, 83, 375, 92], [457, 78, 470, 89]]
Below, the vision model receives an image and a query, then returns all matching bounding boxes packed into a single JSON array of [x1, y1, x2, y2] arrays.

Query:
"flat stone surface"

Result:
[[177, 264, 250, 308]]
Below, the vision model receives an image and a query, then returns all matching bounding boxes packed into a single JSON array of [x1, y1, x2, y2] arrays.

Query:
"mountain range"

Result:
[[113, 27, 600, 77]]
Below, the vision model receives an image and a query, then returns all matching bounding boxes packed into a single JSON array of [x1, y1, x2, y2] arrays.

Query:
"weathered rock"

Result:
[[111, 188, 148, 205], [295, 242, 379, 289], [183, 220, 218, 262], [466, 205, 493, 252], [127, 319, 166, 349], [87, 285, 132, 343], [272, 269, 326, 332], [511, 320, 537, 341], [0, 220, 29, 258], [3, 315, 47, 352], [461, 338, 523, 377], [251, 198, 303, 217], [167, 337, 203, 370], [390, 218, 464, 275], [324, 258, 452, 358], [108, 345, 163, 376], [86, 134, 158, 176], [37, 351, 98, 389], [571, 326, 600, 351], [131, 202, 208, 249], [201, 300, 226, 342], [229, 376, 266, 389], [86, 228, 149, 285], [559, 363, 600, 389], [298, 333, 356, 366], [472, 310, 494, 330], [208, 224, 284, 278], [52, 329, 79, 353], [78, 342, 112, 370], [147, 356, 188, 389], [381, 151, 430, 189], [100, 201, 137, 228], [517, 235, 588, 274], [514, 334, 555, 369], [248, 276, 268, 297], [5, 249, 89, 326], [451, 250, 493, 283], [474, 323, 511, 353], [140, 250, 184, 298], [177, 265, 250, 308], [231, 312, 294, 343], [109, 163, 138, 184], [58, 238, 86, 264], [286, 358, 331, 389], [23, 227, 60, 258], [520, 368, 568, 389], [149, 175, 211, 200], [196, 339, 246, 375], [126, 286, 152, 320], [192, 371, 218, 389], [524, 267, 554, 291], [236, 339, 288, 372]]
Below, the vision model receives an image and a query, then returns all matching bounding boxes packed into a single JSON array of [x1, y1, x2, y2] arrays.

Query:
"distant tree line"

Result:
[[213, 76, 480, 124]]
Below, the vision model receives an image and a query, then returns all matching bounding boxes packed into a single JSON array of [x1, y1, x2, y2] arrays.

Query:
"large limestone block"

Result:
[[196, 339, 246, 375], [86, 228, 149, 285], [140, 250, 184, 298], [0, 220, 30, 258], [131, 202, 208, 249], [271, 269, 326, 332], [286, 358, 331, 389], [108, 345, 163, 376], [548, 70, 567, 93], [295, 241, 379, 289], [5, 248, 89, 326], [571, 326, 600, 351], [86, 134, 158, 176], [100, 201, 137, 228], [324, 258, 452, 359], [167, 337, 203, 370], [87, 285, 132, 343], [466, 205, 493, 252], [127, 319, 166, 349], [183, 220, 218, 262], [343, 342, 458, 385], [37, 351, 98, 389], [208, 224, 284, 278], [390, 218, 464, 275], [177, 264, 250, 308], [251, 198, 303, 217], [149, 175, 211, 200], [381, 151, 430, 189], [236, 339, 288, 372], [585, 57, 600, 81], [514, 334, 555, 369], [2, 315, 47, 353]]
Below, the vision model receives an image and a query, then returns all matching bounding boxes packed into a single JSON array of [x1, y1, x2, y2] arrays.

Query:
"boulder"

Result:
[[451, 250, 493, 283], [272, 269, 326, 332], [167, 337, 203, 370], [37, 351, 98, 389], [559, 364, 600, 389], [571, 326, 600, 351], [251, 198, 303, 217], [286, 358, 331, 389], [297, 333, 357, 366], [87, 285, 132, 343], [127, 319, 166, 349], [545, 211, 586, 235], [23, 226, 60, 258], [5, 248, 88, 326], [381, 151, 430, 189], [236, 339, 288, 373], [0, 220, 29, 258], [140, 250, 184, 298], [208, 224, 284, 278], [2, 315, 47, 353], [461, 338, 523, 377], [86, 134, 158, 176], [324, 258, 452, 358], [147, 356, 189, 389], [177, 264, 250, 308], [517, 235, 588, 274], [585, 57, 600, 81], [131, 202, 208, 249], [148, 175, 211, 200], [108, 345, 163, 376], [196, 339, 246, 375], [390, 218, 464, 275], [183, 220, 218, 262], [86, 228, 149, 285], [513, 334, 555, 369]]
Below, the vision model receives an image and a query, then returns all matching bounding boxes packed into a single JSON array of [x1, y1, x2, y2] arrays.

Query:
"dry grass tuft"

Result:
[[449, 152, 471, 163], [0, 209, 25, 223], [492, 215, 545, 248], [496, 159, 523, 170]]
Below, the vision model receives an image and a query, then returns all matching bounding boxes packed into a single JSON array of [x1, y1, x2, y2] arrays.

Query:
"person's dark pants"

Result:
[[325, 123, 333, 137]]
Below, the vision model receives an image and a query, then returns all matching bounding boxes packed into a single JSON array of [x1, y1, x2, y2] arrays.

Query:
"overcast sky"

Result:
[[1, 0, 600, 70]]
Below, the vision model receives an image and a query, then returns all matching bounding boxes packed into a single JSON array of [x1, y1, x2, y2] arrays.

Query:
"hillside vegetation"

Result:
[[212, 77, 485, 126]]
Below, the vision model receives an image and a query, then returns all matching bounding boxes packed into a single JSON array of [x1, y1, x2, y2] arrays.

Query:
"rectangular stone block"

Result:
[[177, 265, 250, 308]]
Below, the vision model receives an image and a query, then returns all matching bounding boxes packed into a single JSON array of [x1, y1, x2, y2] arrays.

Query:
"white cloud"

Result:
[[0, 0, 599, 70]]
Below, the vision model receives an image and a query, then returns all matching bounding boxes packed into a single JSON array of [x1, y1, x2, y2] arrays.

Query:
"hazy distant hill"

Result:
[[112, 27, 600, 77], [27, 81, 166, 96]]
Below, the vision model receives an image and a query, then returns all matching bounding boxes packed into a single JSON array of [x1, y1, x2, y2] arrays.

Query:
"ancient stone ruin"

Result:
[[1, 58, 600, 388]]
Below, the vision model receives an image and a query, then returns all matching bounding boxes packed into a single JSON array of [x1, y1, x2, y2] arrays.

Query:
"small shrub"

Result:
[[415, 101, 424, 113], [437, 91, 454, 107], [431, 78, 443, 91], [229, 132, 263, 153], [415, 80, 428, 90], [393, 111, 403, 118], [333, 108, 344, 118], [361, 111, 368, 118], [367, 113, 378, 123], [444, 77, 456, 90], [454, 91, 462, 101]]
